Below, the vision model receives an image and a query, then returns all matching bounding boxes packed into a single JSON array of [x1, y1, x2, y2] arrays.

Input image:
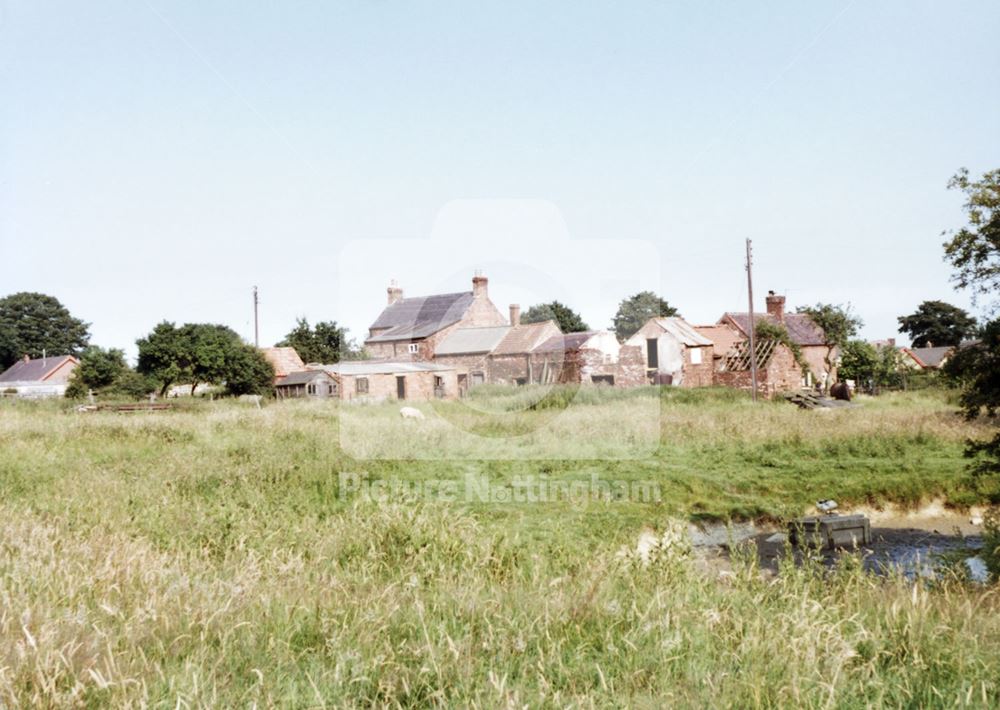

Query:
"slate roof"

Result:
[[493, 321, 561, 355], [721, 312, 827, 346], [275, 370, 331, 386], [0, 355, 77, 383], [367, 291, 474, 343], [905, 346, 953, 369], [534, 331, 602, 354], [651, 317, 713, 347], [261, 347, 305, 378], [435, 326, 511, 356]]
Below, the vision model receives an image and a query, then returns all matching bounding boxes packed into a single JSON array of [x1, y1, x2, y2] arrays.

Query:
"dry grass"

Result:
[[0, 389, 997, 706]]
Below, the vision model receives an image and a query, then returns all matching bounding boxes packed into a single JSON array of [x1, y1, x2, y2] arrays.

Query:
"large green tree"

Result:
[[611, 291, 679, 341], [795, 303, 863, 380], [943, 168, 1000, 310], [521, 301, 589, 333], [137, 322, 273, 396], [277, 318, 360, 363], [0, 292, 90, 368], [897, 300, 977, 347]]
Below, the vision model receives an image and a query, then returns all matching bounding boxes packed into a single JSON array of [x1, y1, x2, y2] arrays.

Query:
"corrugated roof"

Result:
[[0, 355, 77, 383], [494, 321, 561, 355], [722, 312, 827, 346], [693, 324, 744, 356], [367, 292, 474, 343], [319, 360, 456, 375], [653, 317, 712, 347], [261, 347, 305, 378], [276, 370, 331, 386], [435, 326, 511, 355]]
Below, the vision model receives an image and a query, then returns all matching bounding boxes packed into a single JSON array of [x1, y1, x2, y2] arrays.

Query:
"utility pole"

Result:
[[253, 286, 260, 348], [745, 239, 759, 402]]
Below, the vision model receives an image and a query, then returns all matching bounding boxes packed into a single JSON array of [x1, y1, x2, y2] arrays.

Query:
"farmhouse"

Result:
[[623, 317, 714, 387], [323, 361, 458, 402], [365, 274, 506, 360], [0, 354, 78, 398], [718, 290, 833, 386], [433, 324, 511, 391], [531, 330, 620, 385]]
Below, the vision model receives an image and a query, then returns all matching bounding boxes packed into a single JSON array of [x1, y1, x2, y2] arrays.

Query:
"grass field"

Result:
[[1, 388, 999, 706]]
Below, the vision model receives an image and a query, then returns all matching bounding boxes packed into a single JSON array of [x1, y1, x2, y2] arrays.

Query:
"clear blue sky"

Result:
[[2, 1, 998, 359]]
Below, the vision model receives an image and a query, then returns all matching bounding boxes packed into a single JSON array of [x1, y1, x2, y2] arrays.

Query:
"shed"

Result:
[[624, 317, 714, 387], [275, 370, 339, 399]]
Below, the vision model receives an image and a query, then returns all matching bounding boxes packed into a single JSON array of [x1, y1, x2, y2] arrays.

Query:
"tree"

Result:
[[897, 301, 977, 347], [521, 301, 589, 333], [611, 291, 679, 341], [66, 346, 128, 397], [222, 345, 275, 396], [838, 340, 904, 391], [0, 292, 89, 369], [277, 318, 361, 363], [137, 322, 257, 396], [795, 303, 863, 381], [943, 168, 1000, 312]]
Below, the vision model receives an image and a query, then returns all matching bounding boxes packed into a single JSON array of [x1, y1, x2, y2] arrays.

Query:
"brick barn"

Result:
[[623, 317, 714, 387], [713, 339, 803, 399], [531, 330, 620, 385], [718, 291, 833, 387]]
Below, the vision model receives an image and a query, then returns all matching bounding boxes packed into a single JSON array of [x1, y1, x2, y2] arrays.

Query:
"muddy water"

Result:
[[689, 502, 989, 581]]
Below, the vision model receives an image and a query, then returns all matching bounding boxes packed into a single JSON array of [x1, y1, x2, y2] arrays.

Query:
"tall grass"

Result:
[[0, 390, 997, 706]]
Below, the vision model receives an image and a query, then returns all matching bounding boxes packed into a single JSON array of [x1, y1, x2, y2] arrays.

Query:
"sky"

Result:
[[2, 1, 999, 360]]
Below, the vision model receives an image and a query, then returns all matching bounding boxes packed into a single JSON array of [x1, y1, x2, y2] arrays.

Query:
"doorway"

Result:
[[396, 376, 406, 400]]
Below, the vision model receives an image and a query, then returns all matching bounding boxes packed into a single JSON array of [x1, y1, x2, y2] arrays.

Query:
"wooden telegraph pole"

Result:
[[745, 239, 759, 402], [253, 286, 260, 348]]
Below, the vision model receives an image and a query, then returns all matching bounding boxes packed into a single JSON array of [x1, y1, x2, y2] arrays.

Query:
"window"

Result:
[[307, 383, 316, 395], [690, 348, 702, 365], [408, 343, 419, 354], [356, 377, 369, 394]]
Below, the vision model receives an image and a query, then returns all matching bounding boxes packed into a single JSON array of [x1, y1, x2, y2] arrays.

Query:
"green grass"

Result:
[[1, 389, 998, 706]]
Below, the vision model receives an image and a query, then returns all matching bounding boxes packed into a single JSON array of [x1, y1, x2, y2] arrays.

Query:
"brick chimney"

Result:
[[509, 304, 520, 327], [387, 280, 403, 305], [472, 272, 488, 298], [22, 354, 30, 364], [765, 290, 785, 322]]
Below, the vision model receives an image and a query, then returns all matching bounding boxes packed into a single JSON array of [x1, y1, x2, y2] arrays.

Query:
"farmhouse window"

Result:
[[690, 348, 702, 365], [356, 377, 369, 394], [408, 343, 419, 354], [307, 383, 316, 395]]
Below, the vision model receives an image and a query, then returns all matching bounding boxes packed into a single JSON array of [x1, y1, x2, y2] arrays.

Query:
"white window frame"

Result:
[[407, 343, 419, 354]]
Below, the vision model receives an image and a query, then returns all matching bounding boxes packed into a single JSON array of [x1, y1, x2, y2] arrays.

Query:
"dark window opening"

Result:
[[646, 339, 658, 369]]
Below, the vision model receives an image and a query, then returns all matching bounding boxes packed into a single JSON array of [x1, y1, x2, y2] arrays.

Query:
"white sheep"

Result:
[[399, 406, 425, 420]]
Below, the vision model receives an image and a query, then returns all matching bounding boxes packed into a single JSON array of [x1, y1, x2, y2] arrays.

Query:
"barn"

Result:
[[623, 317, 714, 387]]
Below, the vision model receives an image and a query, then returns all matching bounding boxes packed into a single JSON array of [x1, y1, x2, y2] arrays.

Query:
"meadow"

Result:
[[1, 388, 998, 707]]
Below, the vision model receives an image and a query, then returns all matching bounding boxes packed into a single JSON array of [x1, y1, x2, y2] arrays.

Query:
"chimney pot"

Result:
[[765, 290, 786, 322], [509, 304, 521, 327], [472, 273, 488, 298], [23, 354, 30, 363]]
